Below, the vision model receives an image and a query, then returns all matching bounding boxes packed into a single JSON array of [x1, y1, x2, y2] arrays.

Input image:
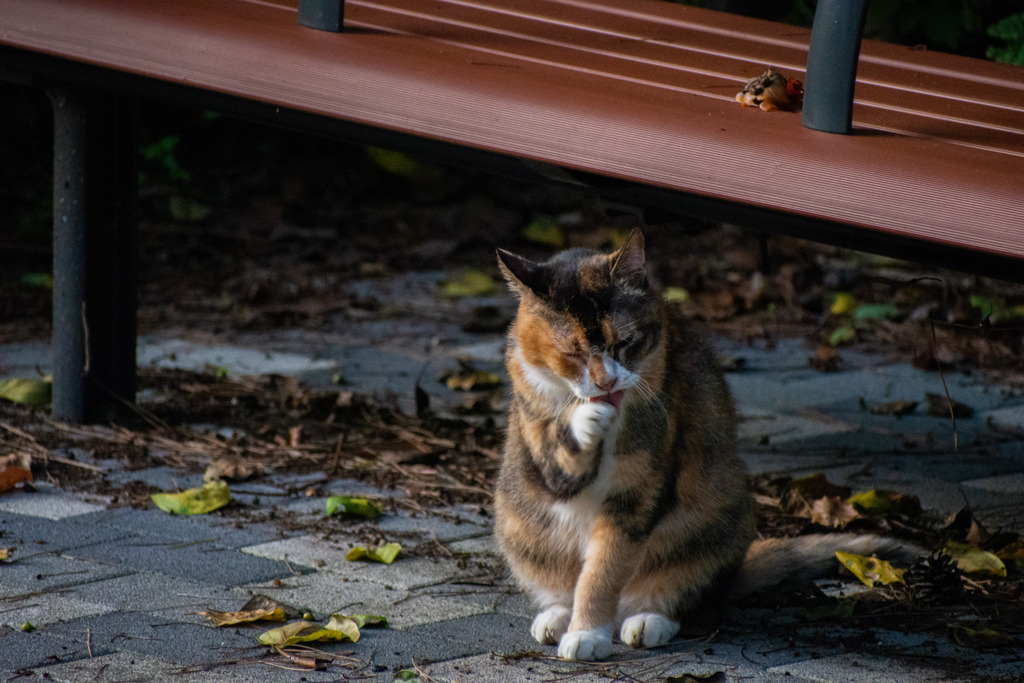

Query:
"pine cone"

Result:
[[903, 552, 965, 604]]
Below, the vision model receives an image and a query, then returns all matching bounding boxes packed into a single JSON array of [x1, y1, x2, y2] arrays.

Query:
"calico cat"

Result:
[[494, 229, 906, 661]]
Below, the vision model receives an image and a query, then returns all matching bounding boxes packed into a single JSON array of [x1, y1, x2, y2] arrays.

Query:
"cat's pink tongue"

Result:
[[589, 390, 625, 410]]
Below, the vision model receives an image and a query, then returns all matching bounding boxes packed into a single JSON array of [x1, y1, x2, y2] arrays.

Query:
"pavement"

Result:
[[2, 273, 1024, 682]]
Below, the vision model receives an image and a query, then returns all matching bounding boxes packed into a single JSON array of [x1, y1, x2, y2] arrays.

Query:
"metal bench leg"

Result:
[[49, 88, 138, 422], [802, 0, 869, 134]]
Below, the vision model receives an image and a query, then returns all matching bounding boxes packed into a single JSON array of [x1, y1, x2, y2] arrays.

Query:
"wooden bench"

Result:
[[2, 0, 1023, 421]]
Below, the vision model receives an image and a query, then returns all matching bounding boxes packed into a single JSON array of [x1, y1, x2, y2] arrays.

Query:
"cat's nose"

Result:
[[593, 376, 617, 393]]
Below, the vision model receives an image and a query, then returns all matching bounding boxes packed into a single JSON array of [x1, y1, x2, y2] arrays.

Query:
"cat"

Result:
[[494, 229, 909, 661]]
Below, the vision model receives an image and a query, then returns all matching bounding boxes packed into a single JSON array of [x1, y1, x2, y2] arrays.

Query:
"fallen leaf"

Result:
[[325, 495, 382, 520], [830, 292, 857, 316], [21, 622, 35, 633], [203, 459, 264, 482], [925, 393, 973, 418], [810, 345, 841, 372], [439, 270, 498, 298], [950, 625, 1014, 649], [347, 542, 402, 564], [851, 303, 901, 321], [867, 400, 918, 417], [836, 551, 906, 587], [348, 614, 389, 629], [257, 615, 360, 647], [393, 671, 424, 682], [846, 489, 921, 517], [943, 541, 1006, 577], [202, 594, 302, 626], [995, 541, 1024, 571], [802, 595, 862, 621], [663, 287, 690, 304], [779, 474, 851, 516], [827, 325, 856, 347], [0, 548, 12, 561], [365, 147, 438, 182], [523, 216, 566, 249], [151, 479, 232, 515], [0, 377, 52, 407], [167, 195, 211, 222], [810, 496, 860, 528], [444, 369, 502, 391], [0, 467, 33, 495]]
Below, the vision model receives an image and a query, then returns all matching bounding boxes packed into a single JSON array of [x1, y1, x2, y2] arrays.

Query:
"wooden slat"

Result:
[[2, 0, 1022, 262]]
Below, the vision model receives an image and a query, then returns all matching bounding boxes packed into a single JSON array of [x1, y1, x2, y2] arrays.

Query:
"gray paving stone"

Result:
[[0, 509, 134, 553], [766, 652, 973, 682], [235, 570, 499, 629], [0, 488, 106, 519], [66, 571, 239, 618], [357, 612, 537, 675], [85, 507, 286, 550], [40, 610, 263, 666], [0, 625, 111, 672], [0, 552, 130, 599], [66, 539, 309, 586]]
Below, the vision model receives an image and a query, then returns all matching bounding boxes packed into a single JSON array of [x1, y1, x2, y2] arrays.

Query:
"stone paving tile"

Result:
[[765, 652, 976, 682], [234, 571, 499, 630], [65, 571, 239, 618], [40, 610, 264, 667], [84, 507, 287, 550], [1, 626, 113, 672], [66, 539, 309, 586], [0, 488, 106, 520], [0, 552, 130, 599], [0, 509, 134, 554]]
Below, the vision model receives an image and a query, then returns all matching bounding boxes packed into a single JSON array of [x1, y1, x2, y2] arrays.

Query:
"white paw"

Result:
[[557, 626, 613, 661], [570, 401, 616, 451], [531, 606, 571, 645], [620, 613, 680, 648]]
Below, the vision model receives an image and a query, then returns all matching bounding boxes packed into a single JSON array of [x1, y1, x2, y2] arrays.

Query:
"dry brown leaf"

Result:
[[204, 459, 265, 482], [810, 496, 860, 528], [0, 466, 33, 495]]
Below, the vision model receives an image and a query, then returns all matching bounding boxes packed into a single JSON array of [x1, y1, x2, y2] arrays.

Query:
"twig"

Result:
[[86, 626, 93, 658], [929, 320, 958, 450]]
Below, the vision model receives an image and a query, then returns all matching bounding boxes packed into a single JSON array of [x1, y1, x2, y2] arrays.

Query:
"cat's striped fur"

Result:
[[494, 229, 910, 661]]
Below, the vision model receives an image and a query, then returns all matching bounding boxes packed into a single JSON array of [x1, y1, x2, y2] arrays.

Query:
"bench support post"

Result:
[[48, 87, 138, 422], [297, 0, 345, 32], [802, 0, 869, 134]]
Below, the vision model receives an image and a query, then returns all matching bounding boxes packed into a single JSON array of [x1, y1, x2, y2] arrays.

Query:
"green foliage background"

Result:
[[679, 0, 1024, 65]]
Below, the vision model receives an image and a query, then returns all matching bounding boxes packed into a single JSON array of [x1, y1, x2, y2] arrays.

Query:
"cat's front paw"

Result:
[[570, 401, 617, 451], [557, 626, 613, 661], [620, 613, 679, 648], [531, 606, 571, 645]]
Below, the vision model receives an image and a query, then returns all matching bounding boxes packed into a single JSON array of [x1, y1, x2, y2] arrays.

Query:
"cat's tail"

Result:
[[730, 534, 921, 598]]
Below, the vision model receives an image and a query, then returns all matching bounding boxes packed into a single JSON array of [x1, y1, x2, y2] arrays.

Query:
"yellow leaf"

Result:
[[439, 270, 498, 298], [201, 594, 302, 627], [444, 370, 502, 391], [151, 479, 231, 515], [846, 489, 921, 517], [325, 495, 382, 519], [348, 614, 389, 629], [0, 377, 52, 407], [257, 616, 360, 647], [995, 540, 1024, 571], [524, 216, 566, 249], [943, 541, 1006, 577], [950, 626, 1014, 649], [365, 147, 431, 180], [346, 542, 402, 564], [662, 287, 690, 304], [830, 292, 857, 315], [0, 548, 12, 561], [835, 551, 906, 587]]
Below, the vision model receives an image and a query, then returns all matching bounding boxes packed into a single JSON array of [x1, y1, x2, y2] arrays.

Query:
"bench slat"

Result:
[[3, 0, 1022, 262]]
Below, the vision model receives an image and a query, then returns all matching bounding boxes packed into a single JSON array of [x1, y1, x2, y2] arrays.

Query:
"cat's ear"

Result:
[[610, 228, 647, 288], [497, 248, 544, 299]]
